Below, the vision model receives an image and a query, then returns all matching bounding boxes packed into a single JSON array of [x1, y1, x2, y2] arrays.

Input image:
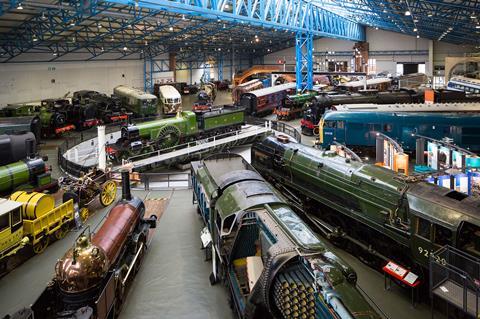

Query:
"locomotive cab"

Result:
[[0, 200, 26, 259]]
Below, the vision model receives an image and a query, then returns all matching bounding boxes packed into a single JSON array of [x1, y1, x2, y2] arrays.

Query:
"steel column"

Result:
[[295, 32, 313, 92]]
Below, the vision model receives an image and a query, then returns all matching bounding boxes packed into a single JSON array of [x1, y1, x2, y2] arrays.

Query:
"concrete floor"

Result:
[[0, 91, 434, 319]]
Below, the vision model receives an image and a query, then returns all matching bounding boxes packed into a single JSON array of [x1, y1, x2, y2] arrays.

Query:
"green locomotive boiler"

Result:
[[108, 108, 245, 161], [191, 153, 381, 319], [0, 157, 56, 196], [251, 136, 480, 276]]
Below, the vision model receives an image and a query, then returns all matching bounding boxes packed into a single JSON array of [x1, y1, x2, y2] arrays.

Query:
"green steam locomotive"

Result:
[[107, 108, 245, 161], [251, 136, 480, 278], [191, 153, 381, 319], [0, 156, 56, 196]]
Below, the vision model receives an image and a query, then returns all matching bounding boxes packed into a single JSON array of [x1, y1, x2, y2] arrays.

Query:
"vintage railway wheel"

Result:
[[156, 125, 181, 149], [33, 237, 50, 254], [54, 225, 69, 240], [100, 180, 117, 207], [80, 207, 90, 221]]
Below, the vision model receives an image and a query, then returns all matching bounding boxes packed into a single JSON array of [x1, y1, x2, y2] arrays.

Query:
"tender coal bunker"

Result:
[[445, 190, 468, 201]]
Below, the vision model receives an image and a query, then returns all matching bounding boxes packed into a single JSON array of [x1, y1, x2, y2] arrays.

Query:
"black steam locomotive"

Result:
[[72, 90, 129, 126]]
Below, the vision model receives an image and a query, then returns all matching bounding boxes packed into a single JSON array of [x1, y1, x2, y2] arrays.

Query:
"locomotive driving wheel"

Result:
[[155, 125, 181, 149], [33, 237, 50, 254], [54, 225, 69, 240], [99, 180, 117, 207]]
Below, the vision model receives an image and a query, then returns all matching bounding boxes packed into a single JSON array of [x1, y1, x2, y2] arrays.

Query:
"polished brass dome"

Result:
[[55, 235, 109, 293]]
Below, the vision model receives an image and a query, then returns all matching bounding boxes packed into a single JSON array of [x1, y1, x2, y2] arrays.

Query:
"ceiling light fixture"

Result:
[[17, 2, 23, 10], [123, 46, 128, 51], [169, 26, 174, 31], [427, 13, 433, 17], [413, 28, 417, 32], [404, 10, 411, 16]]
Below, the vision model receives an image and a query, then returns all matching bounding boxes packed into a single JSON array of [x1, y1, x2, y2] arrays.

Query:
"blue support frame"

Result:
[[144, 56, 171, 92], [105, 0, 365, 41], [295, 32, 313, 92]]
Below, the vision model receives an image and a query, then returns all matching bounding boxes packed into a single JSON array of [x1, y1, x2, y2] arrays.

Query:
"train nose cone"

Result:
[[55, 235, 109, 293]]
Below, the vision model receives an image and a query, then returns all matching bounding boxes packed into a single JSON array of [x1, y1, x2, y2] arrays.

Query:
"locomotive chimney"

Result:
[[25, 138, 36, 159], [121, 169, 132, 201]]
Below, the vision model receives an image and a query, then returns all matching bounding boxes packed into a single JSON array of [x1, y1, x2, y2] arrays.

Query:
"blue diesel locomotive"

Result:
[[318, 111, 480, 152]]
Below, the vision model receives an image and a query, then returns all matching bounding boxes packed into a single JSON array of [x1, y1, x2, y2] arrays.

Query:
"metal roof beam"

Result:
[[103, 0, 365, 41]]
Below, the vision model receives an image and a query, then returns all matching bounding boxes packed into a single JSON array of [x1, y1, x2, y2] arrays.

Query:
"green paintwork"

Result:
[[137, 111, 198, 139], [285, 91, 317, 106], [0, 104, 38, 117], [1, 104, 56, 129], [191, 155, 382, 319], [0, 161, 30, 193], [254, 137, 480, 268], [113, 86, 158, 117], [202, 110, 245, 131]]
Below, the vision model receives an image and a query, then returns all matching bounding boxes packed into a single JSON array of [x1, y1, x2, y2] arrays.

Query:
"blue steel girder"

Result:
[[144, 56, 172, 92], [1, 1, 116, 61], [315, 0, 480, 45], [103, 0, 365, 41], [295, 32, 313, 92]]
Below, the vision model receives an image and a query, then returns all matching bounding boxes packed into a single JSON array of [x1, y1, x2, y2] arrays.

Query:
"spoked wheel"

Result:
[[80, 207, 90, 222], [114, 267, 128, 317], [54, 225, 69, 240], [33, 237, 50, 254], [100, 180, 117, 207]]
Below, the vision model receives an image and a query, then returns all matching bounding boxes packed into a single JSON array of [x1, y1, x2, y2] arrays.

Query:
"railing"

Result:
[[430, 245, 480, 318], [245, 116, 302, 143], [59, 116, 301, 176], [137, 172, 192, 190], [125, 124, 269, 163], [57, 115, 167, 176], [58, 124, 120, 177]]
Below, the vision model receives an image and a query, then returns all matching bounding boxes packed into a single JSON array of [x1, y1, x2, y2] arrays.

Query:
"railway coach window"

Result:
[[0, 214, 8, 232], [325, 121, 336, 128], [11, 208, 21, 227], [417, 217, 431, 239], [433, 225, 452, 246], [458, 222, 480, 255], [383, 124, 393, 133]]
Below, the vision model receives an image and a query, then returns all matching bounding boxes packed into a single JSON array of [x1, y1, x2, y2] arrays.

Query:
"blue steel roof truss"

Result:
[[315, 0, 480, 45], [0, 0, 365, 64]]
